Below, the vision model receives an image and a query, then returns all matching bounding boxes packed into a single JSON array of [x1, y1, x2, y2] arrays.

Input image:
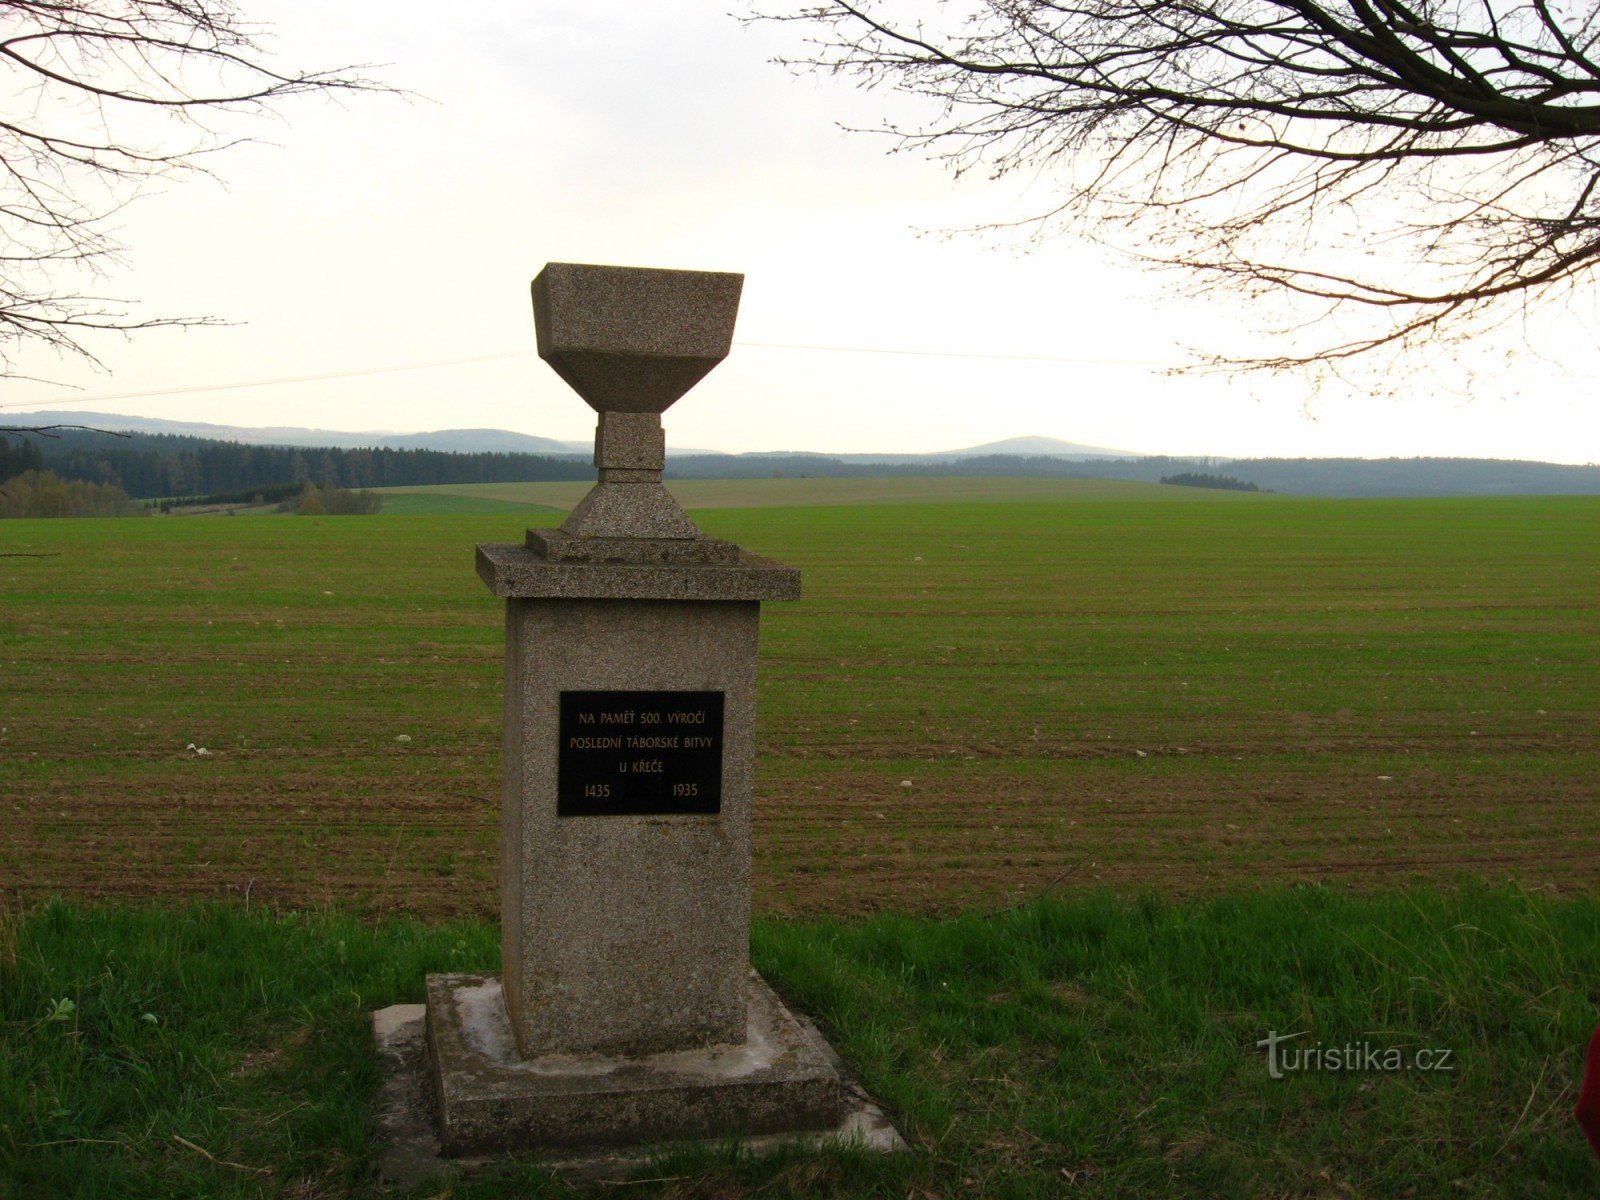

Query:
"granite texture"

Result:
[[423, 972, 847, 1156], [595, 411, 666, 471], [532, 263, 742, 414], [526, 528, 743, 566], [560, 480, 702, 540], [533, 262, 742, 541], [477, 542, 801, 601], [499, 598, 763, 1057]]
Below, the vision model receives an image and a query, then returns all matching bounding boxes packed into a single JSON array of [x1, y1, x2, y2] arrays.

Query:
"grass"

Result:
[[369, 494, 567, 518], [1, 886, 1596, 1198], [375, 475, 1259, 511], [1, 487, 1597, 914], [0, 898, 493, 1199]]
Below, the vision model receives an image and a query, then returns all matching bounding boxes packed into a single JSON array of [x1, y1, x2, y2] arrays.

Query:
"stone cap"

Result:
[[532, 263, 743, 414], [477, 543, 800, 602]]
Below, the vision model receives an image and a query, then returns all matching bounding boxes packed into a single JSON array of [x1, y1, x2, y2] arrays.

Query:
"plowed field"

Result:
[[3, 486, 1596, 917]]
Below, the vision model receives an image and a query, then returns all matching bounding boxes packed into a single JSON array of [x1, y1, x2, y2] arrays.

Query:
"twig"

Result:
[[983, 858, 1087, 918], [593, 1176, 688, 1186], [382, 830, 404, 879], [172, 1133, 269, 1174], [27, 1138, 131, 1150], [260, 1100, 310, 1127], [0, 552, 62, 558], [1131, 1097, 1165, 1121]]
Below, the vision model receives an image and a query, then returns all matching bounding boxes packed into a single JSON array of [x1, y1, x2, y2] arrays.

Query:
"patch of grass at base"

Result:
[[2, 885, 1597, 1198], [0, 901, 497, 1198]]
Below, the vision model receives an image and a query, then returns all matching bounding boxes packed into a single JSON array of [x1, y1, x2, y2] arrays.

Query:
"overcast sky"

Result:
[[4, 0, 1596, 463]]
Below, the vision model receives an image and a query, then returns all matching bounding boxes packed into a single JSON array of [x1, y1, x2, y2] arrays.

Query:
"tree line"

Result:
[[10, 428, 1598, 504], [1160, 473, 1262, 493], [278, 483, 382, 515], [0, 436, 45, 483], [13, 429, 593, 500], [0, 470, 146, 518]]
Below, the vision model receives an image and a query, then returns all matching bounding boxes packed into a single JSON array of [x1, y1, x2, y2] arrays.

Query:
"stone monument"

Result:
[[402, 262, 897, 1166]]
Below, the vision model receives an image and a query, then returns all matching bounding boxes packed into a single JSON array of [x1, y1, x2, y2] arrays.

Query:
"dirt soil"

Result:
[[4, 744, 1594, 920]]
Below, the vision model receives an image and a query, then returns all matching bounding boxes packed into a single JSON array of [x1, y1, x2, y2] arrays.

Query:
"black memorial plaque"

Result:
[[557, 690, 724, 816]]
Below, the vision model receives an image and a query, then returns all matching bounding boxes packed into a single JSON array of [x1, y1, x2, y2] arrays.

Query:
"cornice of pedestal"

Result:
[[475, 542, 801, 602]]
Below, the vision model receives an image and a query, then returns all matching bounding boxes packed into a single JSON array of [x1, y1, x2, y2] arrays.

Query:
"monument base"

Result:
[[369, 972, 905, 1183]]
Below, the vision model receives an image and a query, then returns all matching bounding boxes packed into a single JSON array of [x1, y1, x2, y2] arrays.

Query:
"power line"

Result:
[[0, 350, 533, 411], [737, 340, 1166, 368], [0, 340, 1170, 412]]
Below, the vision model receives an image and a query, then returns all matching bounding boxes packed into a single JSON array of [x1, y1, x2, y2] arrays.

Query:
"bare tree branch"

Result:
[[0, 423, 130, 438], [0, 0, 391, 375], [752, 1, 1600, 372]]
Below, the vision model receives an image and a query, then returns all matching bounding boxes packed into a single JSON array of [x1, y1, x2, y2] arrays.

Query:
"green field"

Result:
[[372, 492, 566, 518], [376, 474, 1265, 512], [2, 481, 1596, 915]]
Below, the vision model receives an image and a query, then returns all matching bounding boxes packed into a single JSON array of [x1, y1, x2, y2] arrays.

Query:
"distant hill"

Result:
[[2, 413, 1137, 460], [736, 435, 1139, 464], [942, 435, 1138, 459], [1, 411, 584, 456], [1221, 457, 1600, 498], [664, 452, 1600, 497], [6, 412, 1597, 498], [377, 427, 580, 454]]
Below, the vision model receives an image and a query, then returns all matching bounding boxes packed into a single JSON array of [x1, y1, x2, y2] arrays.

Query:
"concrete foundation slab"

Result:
[[425, 971, 864, 1154], [370, 989, 906, 1185]]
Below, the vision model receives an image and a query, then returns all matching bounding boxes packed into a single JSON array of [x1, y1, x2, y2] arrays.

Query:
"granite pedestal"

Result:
[[419, 547, 841, 1154], [405, 263, 895, 1165], [479, 546, 798, 1060]]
